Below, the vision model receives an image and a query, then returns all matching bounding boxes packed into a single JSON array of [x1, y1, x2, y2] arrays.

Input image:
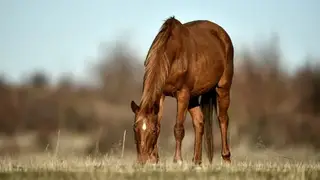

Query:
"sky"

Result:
[[0, 0, 319, 83]]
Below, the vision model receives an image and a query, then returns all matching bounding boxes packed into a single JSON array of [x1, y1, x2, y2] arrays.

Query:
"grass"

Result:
[[0, 152, 319, 180], [1, 133, 320, 179]]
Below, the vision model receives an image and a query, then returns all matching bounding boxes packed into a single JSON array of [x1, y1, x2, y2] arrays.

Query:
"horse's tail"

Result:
[[200, 89, 217, 164]]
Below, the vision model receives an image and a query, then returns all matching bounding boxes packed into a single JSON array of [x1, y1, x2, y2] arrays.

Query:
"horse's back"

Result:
[[163, 19, 234, 96], [184, 20, 233, 58]]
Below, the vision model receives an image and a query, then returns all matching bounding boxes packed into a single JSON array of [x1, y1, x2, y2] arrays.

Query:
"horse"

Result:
[[130, 16, 234, 165]]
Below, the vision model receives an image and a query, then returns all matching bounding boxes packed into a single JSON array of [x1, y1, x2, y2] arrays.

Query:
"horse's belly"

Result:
[[188, 59, 224, 96]]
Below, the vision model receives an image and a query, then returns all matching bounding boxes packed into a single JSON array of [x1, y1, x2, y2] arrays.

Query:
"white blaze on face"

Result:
[[142, 121, 147, 131]]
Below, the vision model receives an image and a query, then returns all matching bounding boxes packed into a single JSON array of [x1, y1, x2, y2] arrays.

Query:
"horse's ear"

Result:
[[130, 101, 139, 113]]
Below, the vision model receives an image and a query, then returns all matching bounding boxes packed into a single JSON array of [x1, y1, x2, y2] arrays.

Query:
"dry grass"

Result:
[[0, 149, 319, 180], [0, 126, 320, 179]]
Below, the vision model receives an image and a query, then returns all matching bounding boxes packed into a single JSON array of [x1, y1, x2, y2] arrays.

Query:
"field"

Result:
[[0, 149, 319, 180]]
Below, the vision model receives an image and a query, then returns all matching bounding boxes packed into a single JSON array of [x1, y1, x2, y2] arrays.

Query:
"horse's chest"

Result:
[[163, 78, 184, 97], [163, 84, 177, 97], [163, 69, 187, 96]]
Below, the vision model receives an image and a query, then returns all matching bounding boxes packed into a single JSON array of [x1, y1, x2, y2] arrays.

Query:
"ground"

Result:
[[0, 151, 319, 180], [0, 132, 319, 179]]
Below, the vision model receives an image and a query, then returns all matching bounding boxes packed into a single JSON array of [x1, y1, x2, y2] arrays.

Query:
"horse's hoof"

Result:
[[222, 157, 231, 164], [193, 165, 202, 171], [222, 152, 231, 164], [173, 159, 183, 165]]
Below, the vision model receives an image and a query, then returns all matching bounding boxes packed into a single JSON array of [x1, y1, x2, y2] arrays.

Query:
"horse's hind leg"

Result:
[[188, 96, 204, 165], [173, 88, 190, 164], [216, 85, 231, 163]]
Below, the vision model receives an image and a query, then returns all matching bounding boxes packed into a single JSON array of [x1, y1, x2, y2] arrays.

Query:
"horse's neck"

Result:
[[140, 89, 161, 113]]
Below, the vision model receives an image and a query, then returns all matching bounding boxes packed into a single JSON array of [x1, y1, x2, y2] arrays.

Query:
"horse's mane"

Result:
[[140, 16, 183, 111]]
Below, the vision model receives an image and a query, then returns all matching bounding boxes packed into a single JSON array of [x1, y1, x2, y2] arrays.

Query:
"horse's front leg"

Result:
[[173, 88, 190, 164], [150, 95, 165, 163]]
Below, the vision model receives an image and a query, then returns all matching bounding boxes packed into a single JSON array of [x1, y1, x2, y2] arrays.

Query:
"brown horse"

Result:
[[130, 16, 234, 165]]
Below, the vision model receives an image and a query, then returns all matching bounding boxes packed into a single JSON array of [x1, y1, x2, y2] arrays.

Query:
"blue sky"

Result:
[[0, 0, 319, 83]]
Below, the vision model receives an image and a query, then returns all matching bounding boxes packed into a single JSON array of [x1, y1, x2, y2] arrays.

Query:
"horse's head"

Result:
[[130, 100, 159, 164]]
